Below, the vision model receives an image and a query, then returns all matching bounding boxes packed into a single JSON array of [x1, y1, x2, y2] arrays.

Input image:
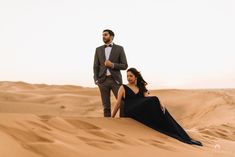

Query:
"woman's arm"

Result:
[[111, 85, 124, 118]]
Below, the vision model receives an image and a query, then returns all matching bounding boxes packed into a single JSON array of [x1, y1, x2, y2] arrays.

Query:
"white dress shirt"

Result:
[[104, 42, 113, 75]]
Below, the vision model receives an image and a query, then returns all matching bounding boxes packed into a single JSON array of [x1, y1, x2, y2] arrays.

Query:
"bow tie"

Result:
[[104, 44, 112, 48]]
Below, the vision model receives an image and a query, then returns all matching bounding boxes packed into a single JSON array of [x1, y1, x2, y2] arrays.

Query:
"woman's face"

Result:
[[127, 71, 136, 84]]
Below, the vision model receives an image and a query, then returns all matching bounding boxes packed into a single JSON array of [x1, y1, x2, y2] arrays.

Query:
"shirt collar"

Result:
[[104, 42, 114, 47]]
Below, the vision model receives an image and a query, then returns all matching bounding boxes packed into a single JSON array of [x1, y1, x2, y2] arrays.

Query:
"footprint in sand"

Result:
[[26, 120, 52, 131], [87, 130, 138, 145], [0, 124, 54, 144], [66, 119, 142, 146], [116, 133, 125, 137], [138, 138, 176, 151], [38, 115, 53, 122], [201, 134, 217, 141], [66, 119, 102, 130], [77, 136, 121, 150]]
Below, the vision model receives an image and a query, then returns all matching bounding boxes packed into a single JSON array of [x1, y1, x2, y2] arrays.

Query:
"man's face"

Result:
[[102, 31, 113, 44]]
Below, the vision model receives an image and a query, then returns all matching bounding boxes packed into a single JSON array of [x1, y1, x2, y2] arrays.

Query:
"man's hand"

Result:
[[104, 60, 114, 68]]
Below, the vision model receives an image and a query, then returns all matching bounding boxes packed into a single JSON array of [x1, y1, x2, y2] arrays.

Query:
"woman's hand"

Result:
[[160, 103, 166, 114], [144, 91, 151, 97]]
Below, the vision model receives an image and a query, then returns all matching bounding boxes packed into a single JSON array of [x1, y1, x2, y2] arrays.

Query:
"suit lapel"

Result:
[[101, 46, 106, 61], [109, 43, 116, 61]]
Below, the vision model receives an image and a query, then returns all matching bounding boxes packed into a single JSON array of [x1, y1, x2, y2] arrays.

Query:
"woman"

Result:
[[112, 68, 202, 146]]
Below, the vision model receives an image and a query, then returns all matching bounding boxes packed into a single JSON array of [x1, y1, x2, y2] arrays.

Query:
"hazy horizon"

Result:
[[1, 0, 234, 89]]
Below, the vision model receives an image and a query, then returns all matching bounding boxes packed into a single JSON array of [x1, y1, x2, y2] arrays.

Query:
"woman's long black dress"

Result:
[[122, 85, 202, 146]]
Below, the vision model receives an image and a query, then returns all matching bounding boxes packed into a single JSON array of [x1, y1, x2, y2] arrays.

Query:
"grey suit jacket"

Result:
[[93, 43, 128, 84]]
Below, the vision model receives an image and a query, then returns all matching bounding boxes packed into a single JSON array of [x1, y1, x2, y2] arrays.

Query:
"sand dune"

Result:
[[0, 81, 234, 157]]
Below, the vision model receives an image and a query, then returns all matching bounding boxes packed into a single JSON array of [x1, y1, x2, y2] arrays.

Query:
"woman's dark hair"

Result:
[[103, 29, 115, 37], [127, 68, 148, 94]]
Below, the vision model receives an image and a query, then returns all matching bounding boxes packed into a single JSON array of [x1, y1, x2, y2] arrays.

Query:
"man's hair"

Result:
[[103, 29, 115, 37]]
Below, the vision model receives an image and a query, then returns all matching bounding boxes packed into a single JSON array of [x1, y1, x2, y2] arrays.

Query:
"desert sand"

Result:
[[0, 81, 234, 157]]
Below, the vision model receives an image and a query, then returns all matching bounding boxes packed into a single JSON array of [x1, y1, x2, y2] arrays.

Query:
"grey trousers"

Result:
[[98, 76, 124, 117]]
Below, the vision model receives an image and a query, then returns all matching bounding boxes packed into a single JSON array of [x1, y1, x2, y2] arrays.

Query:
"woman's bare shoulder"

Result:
[[119, 85, 125, 92]]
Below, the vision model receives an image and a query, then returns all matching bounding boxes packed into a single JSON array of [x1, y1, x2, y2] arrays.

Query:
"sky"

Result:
[[0, 0, 234, 89]]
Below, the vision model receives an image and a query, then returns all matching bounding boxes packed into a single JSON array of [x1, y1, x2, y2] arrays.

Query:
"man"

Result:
[[93, 29, 128, 117]]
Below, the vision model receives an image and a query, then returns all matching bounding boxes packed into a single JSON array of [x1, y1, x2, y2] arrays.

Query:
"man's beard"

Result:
[[103, 38, 111, 44]]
